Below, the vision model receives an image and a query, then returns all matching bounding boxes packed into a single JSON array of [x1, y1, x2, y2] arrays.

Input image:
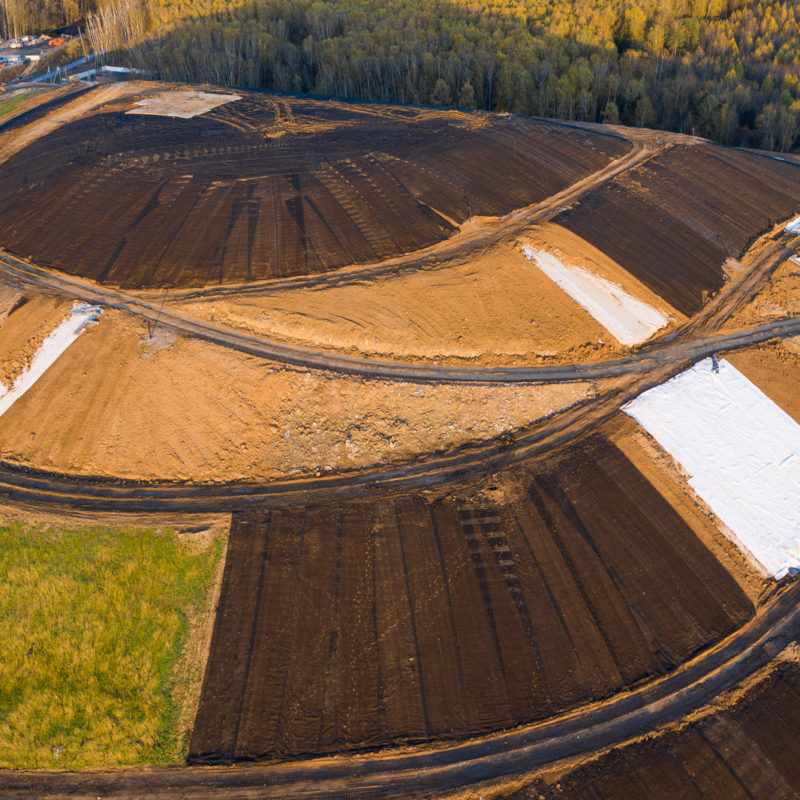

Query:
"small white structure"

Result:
[[624, 357, 800, 579]]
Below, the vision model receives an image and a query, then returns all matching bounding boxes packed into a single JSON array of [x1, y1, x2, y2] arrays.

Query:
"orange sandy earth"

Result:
[[732, 251, 800, 324], [0, 307, 597, 481], [0, 293, 71, 387], [175, 223, 683, 366]]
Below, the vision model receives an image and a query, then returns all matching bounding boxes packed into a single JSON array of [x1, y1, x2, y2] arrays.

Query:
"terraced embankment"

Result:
[[555, 144, 800, 315]]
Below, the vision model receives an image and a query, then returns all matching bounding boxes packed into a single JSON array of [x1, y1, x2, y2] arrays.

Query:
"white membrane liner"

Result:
[[0, 304, 101, 418], [522, 245, 668, 345], [624, 358, 800, 579], [127, 91, 240, 119], [785, 215, 800, 233]]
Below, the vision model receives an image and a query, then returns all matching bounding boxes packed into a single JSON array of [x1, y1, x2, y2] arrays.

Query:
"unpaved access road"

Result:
[[3, 579, 798, 799], [0, 312, 797, 513], [0, 238, 797, 385]]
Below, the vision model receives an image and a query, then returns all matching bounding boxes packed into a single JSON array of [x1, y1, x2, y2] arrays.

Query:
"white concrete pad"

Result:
[[522, 244, 669, 345], [0, 304, 101, 417], [127, 91, 240, 119], [624, 357, 800, 579]]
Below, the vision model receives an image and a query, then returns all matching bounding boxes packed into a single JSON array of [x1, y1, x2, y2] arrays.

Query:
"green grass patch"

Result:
[[0, 521, 224, 769], [0, 94, 26, 120]]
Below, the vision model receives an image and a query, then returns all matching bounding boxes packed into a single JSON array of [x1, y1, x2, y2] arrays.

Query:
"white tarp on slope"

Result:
[[785, 215, 800, 233], [522, 244, 669, 345], [0, 304, 101, 418], [624, 357, 800, 579]]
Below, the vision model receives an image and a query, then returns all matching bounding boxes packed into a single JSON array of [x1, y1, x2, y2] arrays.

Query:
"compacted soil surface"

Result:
[[189, 433, 755, 764], [0, 308, 594, 482], [175, 223, 681, 366]]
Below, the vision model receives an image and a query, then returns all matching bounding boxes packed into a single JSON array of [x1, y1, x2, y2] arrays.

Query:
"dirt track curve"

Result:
[[0, 310, 796, 513], [3, 580, 798, 799], [0, 234, 797, 385]]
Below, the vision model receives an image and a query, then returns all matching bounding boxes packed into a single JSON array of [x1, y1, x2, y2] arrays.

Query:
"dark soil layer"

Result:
[[555, 144, 800, 315], [501, 659, 800, 799], [0, 85, 90, 133], [0, 92, 626, 288], [189, 435, 752, 763]]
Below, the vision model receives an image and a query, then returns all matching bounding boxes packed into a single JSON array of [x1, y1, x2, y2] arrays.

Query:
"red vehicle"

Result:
[[48, 37, 67, 47]]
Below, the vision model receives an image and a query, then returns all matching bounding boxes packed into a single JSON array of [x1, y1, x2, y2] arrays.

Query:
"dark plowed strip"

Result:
[[372, 499, 428, 741], [190, 436, 753, 762], [432, 500, 514, 729], [276, 506, 340, 757], [234, 509, 307, 760], [507, 662, 800, 800], [699, 713, 797, 799], [189, 513, 270, 763]]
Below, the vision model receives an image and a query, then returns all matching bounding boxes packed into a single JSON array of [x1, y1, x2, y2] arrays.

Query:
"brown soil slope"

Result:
[[555, 144, 800, 315], [0, 89, 627, 288], [189, 435, 753, 764], [0, 309, 591, 482], [727, 343, 800, 423], [499, 658, 800, 800]]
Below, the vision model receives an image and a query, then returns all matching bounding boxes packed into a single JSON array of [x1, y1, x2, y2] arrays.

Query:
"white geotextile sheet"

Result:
[[522, 245, 668, 345], [0, 304, 101, 417], [624, 357, 800, 578], [785, 215, 800, 233], [127, 91, 241, 119]]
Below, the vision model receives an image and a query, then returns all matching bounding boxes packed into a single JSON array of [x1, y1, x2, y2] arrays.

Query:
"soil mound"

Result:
[[0, 88, 626, 288]]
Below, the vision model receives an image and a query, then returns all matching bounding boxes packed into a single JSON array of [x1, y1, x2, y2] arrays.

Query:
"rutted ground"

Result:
[[487, 654, 800, 800], [555, 143, 800, 315], [0, 309, 595, 482], [0, 85, 628, 288], [728, 250, 800, 327]]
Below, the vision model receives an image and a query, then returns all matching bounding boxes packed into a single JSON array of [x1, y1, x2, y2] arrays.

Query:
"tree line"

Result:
[[0, 0, 95, 38], [5, 0, 799, 151]]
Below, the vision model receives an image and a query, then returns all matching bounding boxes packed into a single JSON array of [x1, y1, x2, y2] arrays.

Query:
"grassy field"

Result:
[[0, 94, 26, 120], [0, 520, 225, 769]]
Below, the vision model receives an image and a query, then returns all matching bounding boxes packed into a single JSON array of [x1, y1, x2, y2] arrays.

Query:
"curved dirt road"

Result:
[[144, 136, 653, 300], [0, 241, 796, 386], [3, 580, 799, 799]]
